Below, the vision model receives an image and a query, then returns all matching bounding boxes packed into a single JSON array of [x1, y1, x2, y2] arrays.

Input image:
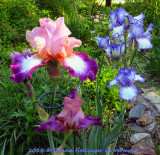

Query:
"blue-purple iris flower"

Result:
[[95, 7, 154, 57], [94, 36, 125, 60], [107, 68, 145, 101]]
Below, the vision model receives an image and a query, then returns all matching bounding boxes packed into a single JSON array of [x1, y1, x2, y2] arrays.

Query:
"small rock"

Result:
[[153, 104, 160, 113], [129, 100, 135, 109], [142, 92, 160, 104], [130, 133, 151, 144], [130, 124, 145, 133], [129, 104, 148, 120], [130, 137, 155, 154], [135, 95, 148, 106], [140, 87, 157, 94], [131, 145, 155, 155], [145, 122, 157, 135], [136, 111, 155, 126], [130, 122, 157, 135], [157, 125, 160, 140]]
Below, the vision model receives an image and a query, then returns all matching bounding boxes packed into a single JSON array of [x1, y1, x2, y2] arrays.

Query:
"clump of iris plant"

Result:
[[95, 7, 154, 60]]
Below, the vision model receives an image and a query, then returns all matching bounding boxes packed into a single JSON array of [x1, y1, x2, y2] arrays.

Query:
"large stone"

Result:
[[142, 92, 160, 104], [130, 133, 151, 144], [129, 104, 148, 120], [136, 111, 155, 126]]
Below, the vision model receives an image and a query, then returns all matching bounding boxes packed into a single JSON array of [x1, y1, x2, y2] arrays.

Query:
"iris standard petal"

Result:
[[60, 52, 98, 82], [10, 52, 47, 84], [111, 44, 121, 59], [76, 115, 102, 130], [111, 24, 126, 39], [116, 7, 129, 24], [130, 23, 144, 38], [26, 17, 72, 59], [99, 37, 110, 49], [110, 10, 118, 27], [95, 36, 110, 49], [119, 84, 138, 101], [129, 14, 145, 24]]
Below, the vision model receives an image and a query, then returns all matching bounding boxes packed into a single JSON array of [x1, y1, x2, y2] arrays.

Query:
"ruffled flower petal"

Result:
[[103, 45, 112, 57], [134, 74, 145, 82], [10, 52, 47, 84], [35, 116, 66, 132], [69, 89, 77, 99], [60, 52, 98, 82], [129, 14, 145, 24], [111, 24, 126, 39], [119, 84, 138, 101], [110, 10, 118, 27], [76, 115, 102, 130], [108, 24, 113, 31], [136, 37, 153, 50], [116, 7, 129, 24], [143, 23, 154, 37], [111, 44, 123, 60], [63, 37, 82, 55], [135, 23, 153, 50], [107, 79, 118, 88], [26, 17, 71, 59], [130, 23, 144, 38], [95, 36, 110, 49]]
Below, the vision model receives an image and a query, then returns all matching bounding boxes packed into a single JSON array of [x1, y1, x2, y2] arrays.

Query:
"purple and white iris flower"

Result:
[[35, 89, 102, 132], [9, 17, 98, 84], [107, 68, 145, 101]]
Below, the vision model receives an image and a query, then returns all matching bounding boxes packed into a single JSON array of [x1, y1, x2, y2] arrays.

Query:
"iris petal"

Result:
[[76, 115, 102, 130], [136, 37, 153, 50], [60, 52, 98, 82], [130, 14, 145, 24], [130, 23, 144, 38], [35, 116, 66, 132], [111, 24, 126, 39], [10, 52, 47, 83], [107, 79, 118, 88], [119, 84, 138, 101], [135, 74, 145, 82]]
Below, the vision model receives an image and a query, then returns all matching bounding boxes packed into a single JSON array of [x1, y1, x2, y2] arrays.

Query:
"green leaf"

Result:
[[100, 124, 125, 154], [1, 139, 7, 155], [88, 126, 98, 150], [10, 133, 14, 155]]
